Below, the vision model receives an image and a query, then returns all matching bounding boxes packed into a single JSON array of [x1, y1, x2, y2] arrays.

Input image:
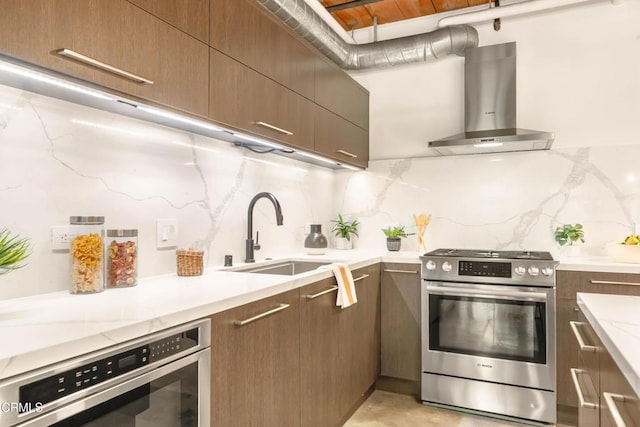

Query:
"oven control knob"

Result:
[[426, 260, 436, 271], [442, 261, 453, 272], [514, 266, 526, 276], [541, 267, 554, 277], [527, 266, 540, 276]]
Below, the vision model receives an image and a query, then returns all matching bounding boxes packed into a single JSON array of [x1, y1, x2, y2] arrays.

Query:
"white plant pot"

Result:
[[564, 245, 581, 257], [335, 237, 353, 250]]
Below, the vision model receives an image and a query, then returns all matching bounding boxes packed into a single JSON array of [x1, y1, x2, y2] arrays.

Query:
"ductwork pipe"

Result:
[[254, 0, 479, 70]]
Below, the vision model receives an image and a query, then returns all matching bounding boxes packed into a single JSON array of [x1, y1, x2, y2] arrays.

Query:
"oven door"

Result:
[[422, 281, 555, 391], [16, 349, 210, 427]]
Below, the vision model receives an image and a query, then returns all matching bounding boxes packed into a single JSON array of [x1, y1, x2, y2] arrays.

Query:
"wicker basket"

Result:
[[176, 249, 204, 276]]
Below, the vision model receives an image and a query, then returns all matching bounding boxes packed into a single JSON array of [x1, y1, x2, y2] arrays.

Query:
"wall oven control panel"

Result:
[[18, 327, 200, 410]]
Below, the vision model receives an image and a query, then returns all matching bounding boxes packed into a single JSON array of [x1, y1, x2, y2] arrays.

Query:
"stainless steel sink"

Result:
[[229, 260, 334, 276]]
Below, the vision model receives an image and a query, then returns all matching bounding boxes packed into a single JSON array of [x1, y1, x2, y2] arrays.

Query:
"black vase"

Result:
[[304, 224, 328, 255]]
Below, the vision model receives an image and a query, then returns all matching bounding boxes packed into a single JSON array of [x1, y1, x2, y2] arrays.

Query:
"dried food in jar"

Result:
[[107, 239, 137, 287], [71, 233, 104, 293]]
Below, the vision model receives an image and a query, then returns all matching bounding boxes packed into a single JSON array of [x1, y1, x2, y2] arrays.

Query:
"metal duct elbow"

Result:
[[255, 0, 479, 70]]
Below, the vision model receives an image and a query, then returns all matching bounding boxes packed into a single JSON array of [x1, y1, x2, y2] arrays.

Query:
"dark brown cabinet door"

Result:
[[0, 0, 75, 73], [299, 264, 380, 427], [315, 105, 369, 168], [380, 263, 421, 382], [209, 48, 315, 151], [210, 0, 315, 100], [210, 289, 300, 427], [127, 0, 210, 43], [70, 0, 209, 117], [315, 56, 369, 130], [558, 297, 581, 410]]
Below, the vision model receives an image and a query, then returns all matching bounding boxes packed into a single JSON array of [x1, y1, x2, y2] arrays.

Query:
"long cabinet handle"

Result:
[[304, 274, 369, 300], [305, 286, 338, 299], [590, 280, 640, 287], [383, 269, 418, 274], [603, 392, 629, 427], [254, 121, 293, 135], [234, 303, 290, 326], [569, 321, 598, 352], [336, 149, 358, 158], [56, 49, 154, 85], [570, 369, 598, 409]]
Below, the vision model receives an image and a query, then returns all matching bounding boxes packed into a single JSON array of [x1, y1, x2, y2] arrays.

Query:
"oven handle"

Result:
[[17, 348, 210, 427], [426, 285, 548, 302]]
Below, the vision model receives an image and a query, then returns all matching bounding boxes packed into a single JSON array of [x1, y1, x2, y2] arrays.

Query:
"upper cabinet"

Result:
[[126, 0, 210, 43], [209, 49, 315, 151], [70, 0, 209, 117], [315, 105, 369, 168], [210, 0, 315, 100], [315, 56, 370, 131]]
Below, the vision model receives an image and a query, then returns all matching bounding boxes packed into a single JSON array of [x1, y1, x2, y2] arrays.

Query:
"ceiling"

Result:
[[318, 0, 491, 31]]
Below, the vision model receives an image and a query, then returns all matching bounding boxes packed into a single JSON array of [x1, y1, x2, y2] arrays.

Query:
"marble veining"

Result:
[[578, 293, 640, 396]]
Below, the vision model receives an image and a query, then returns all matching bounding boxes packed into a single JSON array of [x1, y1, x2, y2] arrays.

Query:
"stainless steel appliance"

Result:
[[0, 319, 211, 427], [421, 249, 558, 424]]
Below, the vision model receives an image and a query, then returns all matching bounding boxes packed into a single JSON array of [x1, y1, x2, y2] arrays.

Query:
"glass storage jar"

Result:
[[69, 216, 105, 294], [106, 229, 138, 287]]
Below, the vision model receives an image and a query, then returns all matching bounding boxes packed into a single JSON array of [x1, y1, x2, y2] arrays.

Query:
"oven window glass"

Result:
[[51, 362, 198, 427], [429, 294, 546, 364]]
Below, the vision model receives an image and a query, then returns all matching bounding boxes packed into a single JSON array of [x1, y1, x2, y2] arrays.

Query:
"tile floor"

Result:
[[345, 390, 571, 427]]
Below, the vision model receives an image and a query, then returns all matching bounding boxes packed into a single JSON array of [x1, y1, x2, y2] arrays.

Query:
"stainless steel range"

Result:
[[420, 248, 559, 424]]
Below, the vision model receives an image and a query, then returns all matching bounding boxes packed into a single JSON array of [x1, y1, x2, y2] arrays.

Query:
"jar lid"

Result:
[[70, 216, 105, 225], [107, 229, 138, 237]]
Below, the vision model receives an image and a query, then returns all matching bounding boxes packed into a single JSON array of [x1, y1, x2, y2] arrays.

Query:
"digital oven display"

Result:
[[459, 261, 511, 278]]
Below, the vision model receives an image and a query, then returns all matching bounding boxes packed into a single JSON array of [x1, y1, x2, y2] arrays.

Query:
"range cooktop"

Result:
[[424, 248, 554, 261]]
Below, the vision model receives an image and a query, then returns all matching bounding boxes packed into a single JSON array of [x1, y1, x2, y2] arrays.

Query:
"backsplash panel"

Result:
[[0, 85, 334, 299], [335, 147, 640, 257]]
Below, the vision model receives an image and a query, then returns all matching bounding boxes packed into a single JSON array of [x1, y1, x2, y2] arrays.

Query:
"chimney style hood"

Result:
[[429, 42, 554, 156]]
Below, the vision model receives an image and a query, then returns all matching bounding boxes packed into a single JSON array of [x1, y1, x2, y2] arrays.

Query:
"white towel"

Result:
[[324, 263, 357, 309]]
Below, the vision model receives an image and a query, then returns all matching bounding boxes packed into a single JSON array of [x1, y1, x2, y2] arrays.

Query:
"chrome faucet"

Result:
[[245, 192, 284, 263]]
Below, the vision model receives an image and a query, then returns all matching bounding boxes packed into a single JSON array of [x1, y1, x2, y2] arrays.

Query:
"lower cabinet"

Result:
[[380, 263, 421, 388], [299, 264, 381, 427], [571, 308, 640, 427], [210, 289, 300, 427], [211, 263, 381, 427]]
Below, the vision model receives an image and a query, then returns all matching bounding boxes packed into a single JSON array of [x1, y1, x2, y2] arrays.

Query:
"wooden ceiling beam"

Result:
[[326, 0, 385, 13]]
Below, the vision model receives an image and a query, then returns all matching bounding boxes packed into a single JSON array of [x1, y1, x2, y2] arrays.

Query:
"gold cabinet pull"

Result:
[[570, 369, 598, 409], [56, 49, 154, 85], [603, 392, 629, 427], [336, 149, 358, 158], [590, 280, 640, 287], [569, 321, 598, 352], [234, 303, 290, 326], [383, 269, 418, 274], [255, 121, 293, 135], [305, 286, 338, 299], [353, 274, 369, 282]]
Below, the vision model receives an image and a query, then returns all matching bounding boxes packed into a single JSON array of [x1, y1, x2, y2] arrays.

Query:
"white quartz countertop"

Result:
[[558, 256, 640, 274], [577, 293, 640, 397], [0, 250, 419, 382]]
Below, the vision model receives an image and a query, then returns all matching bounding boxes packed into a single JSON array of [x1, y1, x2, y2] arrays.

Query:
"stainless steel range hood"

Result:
[[429, 42, 554, 156]]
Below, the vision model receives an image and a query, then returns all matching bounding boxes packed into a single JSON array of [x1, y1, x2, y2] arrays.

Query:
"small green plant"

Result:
[[554, 223, 585, 246], [0, 228, 32, 274], [382, 225, 410, 239], [331, 214, 359, 241]]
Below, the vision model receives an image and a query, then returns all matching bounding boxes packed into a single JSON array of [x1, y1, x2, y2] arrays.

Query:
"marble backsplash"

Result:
[[0, 84, 335, 299], [335, 147, 640, 258]]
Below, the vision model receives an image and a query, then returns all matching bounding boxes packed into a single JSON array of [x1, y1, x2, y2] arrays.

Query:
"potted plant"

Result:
[[331, 214, 359, 250], [554, 223, 585, 257], [382, 225, 411, 251], [0, 228, 31, 275]]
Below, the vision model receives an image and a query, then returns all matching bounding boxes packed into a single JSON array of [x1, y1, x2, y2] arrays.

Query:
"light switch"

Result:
[[156, 218, 178, 249]]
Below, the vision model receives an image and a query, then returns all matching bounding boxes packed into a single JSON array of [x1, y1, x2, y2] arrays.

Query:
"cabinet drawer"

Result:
[[209, 49, 314, 151], [573, 312, 603, 395], [558, 298, 581, 409], [600, 350, 640, 427], [127, 0, 209, 43], [557, 270, 640, 299], [315, 105, 369, 168], [210, 0, 315, 100], [570, 368, 600, 427], [70, 0, 209, 117], [315, 56, 369, 130]]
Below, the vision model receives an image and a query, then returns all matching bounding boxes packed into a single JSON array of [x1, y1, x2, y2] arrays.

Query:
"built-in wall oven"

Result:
[[421, 249, 558, 424], [0, 319, 210, 427]]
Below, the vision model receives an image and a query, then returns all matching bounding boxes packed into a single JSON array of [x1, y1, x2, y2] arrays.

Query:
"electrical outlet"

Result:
[[51, 226, 73, 251], [156, 218, 178, 249]]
